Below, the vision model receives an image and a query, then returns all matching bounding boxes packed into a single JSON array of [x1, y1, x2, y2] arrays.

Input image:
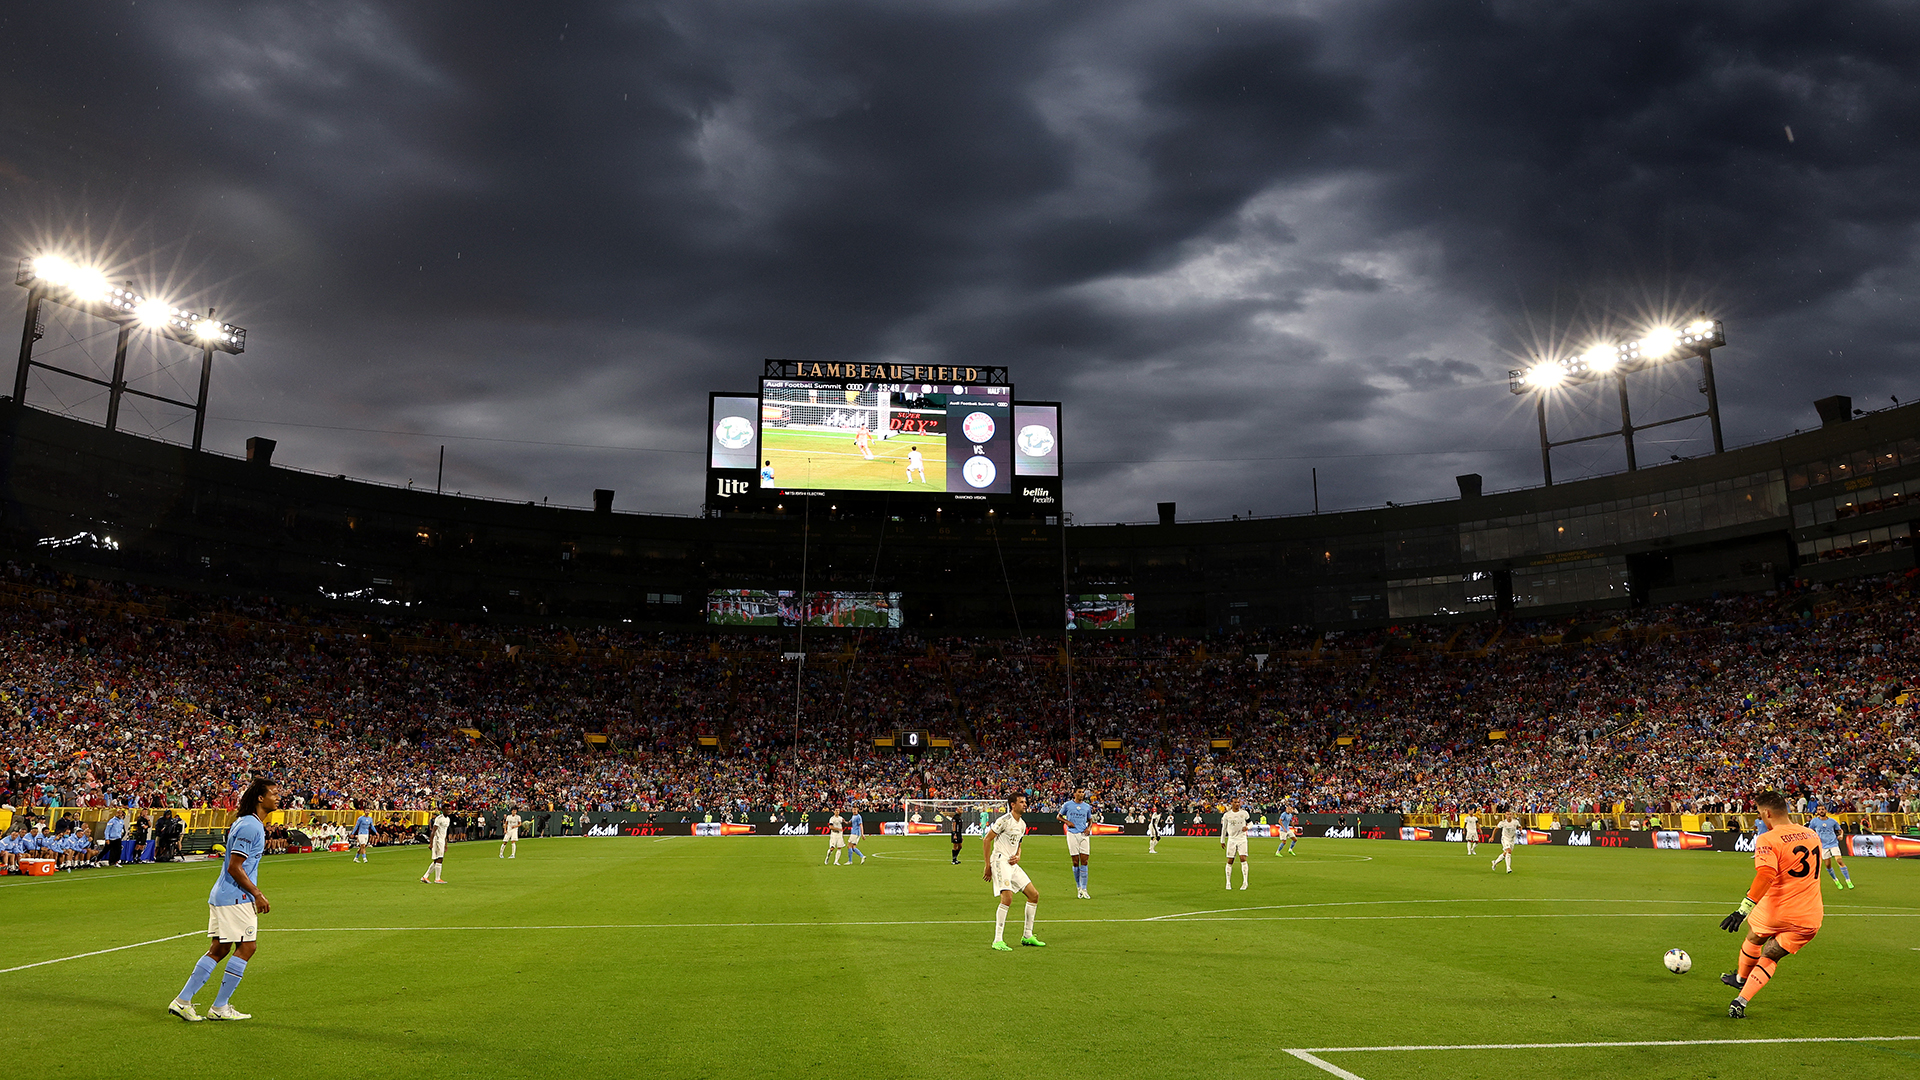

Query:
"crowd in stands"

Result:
[[3, 560, 1918, 832]]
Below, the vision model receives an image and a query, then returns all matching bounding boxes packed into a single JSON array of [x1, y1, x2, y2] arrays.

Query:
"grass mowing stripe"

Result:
[[8, 839, 1915, 1080]]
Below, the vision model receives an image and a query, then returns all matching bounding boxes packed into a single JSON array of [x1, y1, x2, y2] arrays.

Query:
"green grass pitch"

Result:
[[760, 427, 947, 492], [6, 837, 1918, 1080]]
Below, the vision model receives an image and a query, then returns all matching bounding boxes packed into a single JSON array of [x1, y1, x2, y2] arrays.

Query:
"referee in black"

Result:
[[950, 811, 965, 864]]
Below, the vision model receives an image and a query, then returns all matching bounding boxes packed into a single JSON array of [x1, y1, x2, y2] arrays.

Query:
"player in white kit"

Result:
[[1491, 807, 1520, 873], [421, 809, 451, 883], [500, 810, 522, 858], [983, 793, 1044, 950], [1460, 811, 1480, 856], [1220, 796, 1251, 890], [906, 447, 926, 482], [1147, 808, 1162, 854], [824, 810, 848, 865]]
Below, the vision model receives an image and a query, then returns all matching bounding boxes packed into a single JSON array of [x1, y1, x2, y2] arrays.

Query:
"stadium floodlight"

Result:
[[14, 252, 249, 450], [1523, 361, 1567, 388], [132, 297, 172, 328], [1506, 317, 1727, 485]]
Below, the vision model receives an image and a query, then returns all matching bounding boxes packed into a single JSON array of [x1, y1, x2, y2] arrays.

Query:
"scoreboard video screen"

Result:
[[707, 363, 1058, 514], [757, 379, 1014, 495], [706, 589, 904, 628]]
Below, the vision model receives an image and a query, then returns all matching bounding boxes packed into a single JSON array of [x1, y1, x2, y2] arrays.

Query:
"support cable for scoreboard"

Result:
[[828, 496, 891, 737], [989, 515, 1026, 650], [1060, 508, 1074, 779]]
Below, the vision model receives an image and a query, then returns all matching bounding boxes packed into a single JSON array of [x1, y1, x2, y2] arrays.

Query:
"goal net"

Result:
[[763, 384, 895, 438], [895, 797, 1008, 836]]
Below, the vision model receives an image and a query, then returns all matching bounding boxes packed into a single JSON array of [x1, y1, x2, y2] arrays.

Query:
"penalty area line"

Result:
[[1283, 1049, 1368, 1080], [1284, 1036, 1920, 1080], [0, 931, 204, 975], [1302, 1035, 1920, 1052]]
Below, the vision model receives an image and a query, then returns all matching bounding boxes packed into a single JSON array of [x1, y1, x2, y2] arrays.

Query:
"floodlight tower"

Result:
[[1508, 318, 1726, 485], [13, 254, 247, 451]]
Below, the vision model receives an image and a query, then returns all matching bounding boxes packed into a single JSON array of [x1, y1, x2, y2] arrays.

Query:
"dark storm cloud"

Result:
[[3, 1, 1917, 520]]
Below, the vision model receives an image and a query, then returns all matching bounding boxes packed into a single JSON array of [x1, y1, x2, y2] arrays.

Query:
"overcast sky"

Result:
[[3, 1, 1915, 521]]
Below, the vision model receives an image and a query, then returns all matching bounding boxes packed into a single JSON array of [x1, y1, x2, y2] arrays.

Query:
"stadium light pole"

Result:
[[13, 253, 247, 450], [1509, 318, 1726, 486]]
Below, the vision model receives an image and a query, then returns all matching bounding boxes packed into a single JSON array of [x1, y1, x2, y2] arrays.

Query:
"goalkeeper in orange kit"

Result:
[[1717, 790, 1824, 1019]]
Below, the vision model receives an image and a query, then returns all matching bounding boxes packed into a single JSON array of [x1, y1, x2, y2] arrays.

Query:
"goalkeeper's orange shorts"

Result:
[[1747, 916, 1818, 954]]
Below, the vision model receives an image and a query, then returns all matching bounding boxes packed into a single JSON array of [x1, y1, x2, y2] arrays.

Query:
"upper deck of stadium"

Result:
[[1, 394, 1914, 632]]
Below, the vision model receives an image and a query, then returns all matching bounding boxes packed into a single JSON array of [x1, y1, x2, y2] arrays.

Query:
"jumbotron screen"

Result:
[[756, 379, 1014, 495], [707, 589, 904, 627], [1068, 594, 1135, 631]]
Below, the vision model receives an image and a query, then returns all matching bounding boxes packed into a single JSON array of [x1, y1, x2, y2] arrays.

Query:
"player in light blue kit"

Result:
[[846, 809, 868, 864], [169, 778, 277, 1022], [1808, 808, 1853, 889], [1275, 806, 1299, 856], [1060, 788, 1094, 898], [353, 809, 377, 863]]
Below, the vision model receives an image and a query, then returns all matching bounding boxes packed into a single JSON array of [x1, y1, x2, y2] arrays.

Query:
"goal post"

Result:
[[896, 797, 1008, 835], [761, 384, 892, 436]]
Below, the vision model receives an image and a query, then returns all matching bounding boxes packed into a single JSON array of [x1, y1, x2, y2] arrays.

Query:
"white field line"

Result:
[[1148, 897, 1920, 920], [1283, 1050, 1368, 1080], [1283, 1037, 1920, 1080], [1147, 897, 1723, 921], [1304, 1035, 1920, 1052], [7, 899, 1914, 975], [0, 862, 210, 889], [0, 931, 204, 974], [238, 911, 1919, 935]]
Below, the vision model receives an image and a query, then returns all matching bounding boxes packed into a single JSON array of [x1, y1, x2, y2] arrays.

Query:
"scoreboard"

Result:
[[707, 361, 1060, 516]]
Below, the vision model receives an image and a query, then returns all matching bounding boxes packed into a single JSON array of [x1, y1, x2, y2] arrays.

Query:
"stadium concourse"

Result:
[[2, 558, 1918, 845]]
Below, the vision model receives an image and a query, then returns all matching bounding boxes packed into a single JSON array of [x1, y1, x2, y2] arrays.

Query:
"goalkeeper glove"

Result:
[[1719, 895, 1756, 933]]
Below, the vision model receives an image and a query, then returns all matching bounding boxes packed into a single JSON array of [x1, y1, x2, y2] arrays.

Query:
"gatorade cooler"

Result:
[[20, 858, 55, 876]]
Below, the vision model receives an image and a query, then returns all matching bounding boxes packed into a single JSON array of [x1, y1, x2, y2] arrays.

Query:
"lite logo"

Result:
[[716, 478, 751, 498], [1400, 827, 1432, 841]]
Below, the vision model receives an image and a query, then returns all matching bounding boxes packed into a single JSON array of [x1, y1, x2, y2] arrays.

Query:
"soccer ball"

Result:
[[1663, 949, 1692, 974]]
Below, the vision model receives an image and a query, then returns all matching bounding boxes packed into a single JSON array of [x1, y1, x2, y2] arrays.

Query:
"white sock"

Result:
[[1226, 864, 1233, 886], [434, 865, 444, 881], [1023, 902, 1036, 937], [1241, 863, 1249, 886], [994, 904, 1008, 942]]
